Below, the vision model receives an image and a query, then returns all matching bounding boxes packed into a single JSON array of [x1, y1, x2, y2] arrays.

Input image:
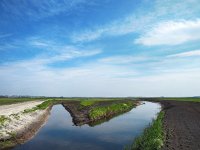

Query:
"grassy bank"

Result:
[[142, 97, 200, 102], [80, 100, 96, 107], [0, 97, 134, 106], [89, 101, 135, 120], [23, 100, 54, 113], [0, 115, 10, 127], [0, 98, 45, 105], [125, 111, 164, 150], [156, 97, 200, 102]]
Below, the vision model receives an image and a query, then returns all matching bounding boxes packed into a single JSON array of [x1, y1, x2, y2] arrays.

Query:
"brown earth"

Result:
[[158, 100, 200, 150]]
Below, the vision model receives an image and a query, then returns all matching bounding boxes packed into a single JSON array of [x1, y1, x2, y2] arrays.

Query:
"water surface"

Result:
[[13, 101, 160, 150]]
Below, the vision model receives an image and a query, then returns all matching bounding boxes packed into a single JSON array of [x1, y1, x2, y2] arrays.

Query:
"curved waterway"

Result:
[[13, 101, 161, 150]]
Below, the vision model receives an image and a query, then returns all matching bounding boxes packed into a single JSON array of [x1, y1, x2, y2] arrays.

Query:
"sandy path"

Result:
[[0, 100, 50, 143], [0, 101, 43, 116]]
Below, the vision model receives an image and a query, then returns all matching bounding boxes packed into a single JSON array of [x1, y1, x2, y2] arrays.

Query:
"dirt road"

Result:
[[0, 101, 43, 116], [160, 101, 200, 150]]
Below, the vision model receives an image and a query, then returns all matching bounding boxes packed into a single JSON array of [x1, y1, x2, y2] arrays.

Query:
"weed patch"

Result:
[[89, 102, 135, 120], [125, 111, 164, 150]]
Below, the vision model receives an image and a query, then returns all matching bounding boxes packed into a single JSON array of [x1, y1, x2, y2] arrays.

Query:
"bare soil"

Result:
[[160, 100, 200, 150]]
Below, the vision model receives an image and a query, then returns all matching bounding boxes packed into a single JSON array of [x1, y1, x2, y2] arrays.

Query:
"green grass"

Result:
[[23, 100, 53, 113], [0, 97, 132, 105], [140, 97, 200, 102], [155, 97, 200, 102], [0, 97, 49, 105], [0, 140, 15, 149], [80, 100, 96, 107], [125, 111, 164, 150], [0, 115, 10, 127], [89, 102, 135, 120]]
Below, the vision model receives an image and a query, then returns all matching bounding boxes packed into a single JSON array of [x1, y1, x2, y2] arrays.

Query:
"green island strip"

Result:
[[125, 111, 164, 150], [89, 102, 135, 120], [23, 100, 54, 113], [80, 100, 96, 107]]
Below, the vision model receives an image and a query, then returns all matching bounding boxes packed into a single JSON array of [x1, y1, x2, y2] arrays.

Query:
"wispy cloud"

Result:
[[0, 33, 12, 39], [7, 47, 102, 67], [71, 14, 152, 43], [135, 19, 200, 46], [0, 0, 88, 20], [1, 57, 200, 97], [0, 43, 18, 51], [71, 0, 200, 43], [99, 55, 149, 64], [168, 49, 200, 58]]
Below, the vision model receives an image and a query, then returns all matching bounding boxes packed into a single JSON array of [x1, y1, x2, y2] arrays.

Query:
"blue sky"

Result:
[[0, 0, 200, 97]]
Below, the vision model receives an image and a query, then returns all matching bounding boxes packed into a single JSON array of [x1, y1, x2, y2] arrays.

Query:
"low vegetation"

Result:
[[0, 98, 44, 105], [80, 100, 96, 107], [89, 102, 135, 120], [0, 115, 10, 127], [0, 97, 136, 106], [125, 111, 164, 150], [142, 97, 200, 102], [156, 97, 200, 102], [23, 99, 53, 113]]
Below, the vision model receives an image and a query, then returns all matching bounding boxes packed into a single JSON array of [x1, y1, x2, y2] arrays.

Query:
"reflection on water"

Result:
[[13, 101, 160, 150]]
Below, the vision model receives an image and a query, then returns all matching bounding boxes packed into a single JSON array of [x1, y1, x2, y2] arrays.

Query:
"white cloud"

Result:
[[71, 0, 200, 43], [9, 48, 102, 68], [30, 41, 50, 47], [0, 59, 200, 97], [168, 49, 200, 57], [135, 19, 200, 46], [1, 50, 200, 97], [99, 56, 149, 64], [71, 15, 152, 42]]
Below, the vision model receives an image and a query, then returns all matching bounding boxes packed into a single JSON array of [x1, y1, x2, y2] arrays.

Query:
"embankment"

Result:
[[0, 101, 52, 149], [62, 100, 140, 126], [139, 99, 200, 150]]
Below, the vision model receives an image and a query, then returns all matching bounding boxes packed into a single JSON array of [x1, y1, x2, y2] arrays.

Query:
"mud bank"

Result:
[[62, 100, 140, 126], [0, 106, 52, 150]]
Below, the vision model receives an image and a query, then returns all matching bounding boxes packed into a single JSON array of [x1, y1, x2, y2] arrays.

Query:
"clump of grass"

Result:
[[80, 100, 96, 107], [0, 115, 10, 127], [89, 102, 134, 120], [0, 140, 15, 149], [125, 111, 164, 150], [36, 100, 53, 109], [23, 100, 53, 113], [9, 114, 20, 120]]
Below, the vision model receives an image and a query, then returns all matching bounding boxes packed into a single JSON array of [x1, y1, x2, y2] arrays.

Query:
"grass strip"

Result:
[[89, 102, 134, 120], [125, 111, 164, 150], [80, 100, 96, 107], [0, 115, 10, 127], [141, 97, 200, 102], [23, 100, 53, 113]]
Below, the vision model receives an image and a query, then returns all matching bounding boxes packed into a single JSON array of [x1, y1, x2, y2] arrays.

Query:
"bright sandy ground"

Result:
[[0, 101, 48, 140], [0, 101, 43, 116]]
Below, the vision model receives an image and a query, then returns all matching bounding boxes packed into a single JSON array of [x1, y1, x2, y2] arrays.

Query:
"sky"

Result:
[[0, 0, 200, 97]]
